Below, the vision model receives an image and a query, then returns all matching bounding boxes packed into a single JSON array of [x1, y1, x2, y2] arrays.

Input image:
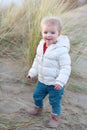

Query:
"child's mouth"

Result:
[[46, 38, 52, 41]]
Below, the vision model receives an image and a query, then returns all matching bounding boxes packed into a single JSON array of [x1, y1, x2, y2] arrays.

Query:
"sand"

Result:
[[0, 58, 87, 130]]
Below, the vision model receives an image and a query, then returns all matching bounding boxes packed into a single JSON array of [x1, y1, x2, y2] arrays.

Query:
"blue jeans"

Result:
[[33, 81, 64, 115]]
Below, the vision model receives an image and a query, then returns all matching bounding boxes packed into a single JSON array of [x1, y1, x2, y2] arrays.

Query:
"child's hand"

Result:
[[54, 84, 62, 90], [26, 75, 31, 80]]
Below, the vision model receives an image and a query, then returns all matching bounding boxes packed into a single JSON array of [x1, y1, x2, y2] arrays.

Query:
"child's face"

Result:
[[41, 24, 60, 45]]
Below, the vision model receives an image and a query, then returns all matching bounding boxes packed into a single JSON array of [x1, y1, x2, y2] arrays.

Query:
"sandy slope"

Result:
[[0, 58, 87, 130]]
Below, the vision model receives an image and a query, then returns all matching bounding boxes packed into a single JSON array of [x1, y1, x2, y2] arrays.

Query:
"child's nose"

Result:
[[47, 33, 51, 37]]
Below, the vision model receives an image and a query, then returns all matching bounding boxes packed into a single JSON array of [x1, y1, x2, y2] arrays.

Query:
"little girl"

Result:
[[27, 16, 71, 128]]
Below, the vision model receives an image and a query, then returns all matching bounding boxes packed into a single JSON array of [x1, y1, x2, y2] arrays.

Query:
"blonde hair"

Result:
[[40, 16, 62, 32]]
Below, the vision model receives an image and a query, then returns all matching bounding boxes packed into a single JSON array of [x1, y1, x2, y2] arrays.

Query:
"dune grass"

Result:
[[0, 0, 69, 64], [0, 1, 87, 87], [0, 1, 87, 63]]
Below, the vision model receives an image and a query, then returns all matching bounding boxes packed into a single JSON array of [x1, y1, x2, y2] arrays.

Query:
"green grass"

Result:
[[68, 84, 87, 94]]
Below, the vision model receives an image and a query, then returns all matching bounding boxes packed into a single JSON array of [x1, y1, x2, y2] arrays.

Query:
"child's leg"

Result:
[[33, 81, 48, 108], [48, 85, 64, 115], [29, 81, 48, 115], [47, 86, 64, 127]]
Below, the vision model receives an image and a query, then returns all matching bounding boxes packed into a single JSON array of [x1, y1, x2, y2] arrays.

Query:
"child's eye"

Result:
[[44, 31, 48, 34], [51, 32, 55, 34]]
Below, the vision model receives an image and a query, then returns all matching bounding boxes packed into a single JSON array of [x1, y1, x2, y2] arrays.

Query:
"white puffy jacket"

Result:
[[28, 35, 71, 87]]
